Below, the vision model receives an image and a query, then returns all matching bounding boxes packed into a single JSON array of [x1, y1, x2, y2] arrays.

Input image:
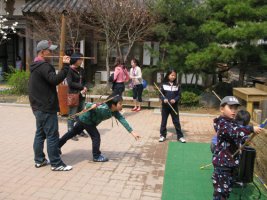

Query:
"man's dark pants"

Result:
[[33, 110, 64, 167]]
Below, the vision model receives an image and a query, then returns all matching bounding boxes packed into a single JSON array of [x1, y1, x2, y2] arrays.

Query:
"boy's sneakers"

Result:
[[93, 155, 109, 162], [159, 136, 166, 142], [51, 164, 72, 171], [35, 159, 50, 168], [178, 137, 186, 143]]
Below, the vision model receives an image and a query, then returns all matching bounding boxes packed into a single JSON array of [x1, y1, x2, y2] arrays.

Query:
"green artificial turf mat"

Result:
[[162, 142, 267, 200]]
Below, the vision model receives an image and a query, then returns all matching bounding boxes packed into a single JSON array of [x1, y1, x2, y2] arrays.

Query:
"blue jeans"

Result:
[[67, 98, 85, 131], [33, 110, 64, 167]]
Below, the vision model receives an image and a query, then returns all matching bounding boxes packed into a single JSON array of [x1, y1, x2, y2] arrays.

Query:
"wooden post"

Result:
[[58, 11, 67, 69], [247, 101, 253, 116], [58, 10, 68, 116]]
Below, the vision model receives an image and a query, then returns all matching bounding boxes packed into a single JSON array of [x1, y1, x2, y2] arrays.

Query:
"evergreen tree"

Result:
[[194, 0, 267, 85]]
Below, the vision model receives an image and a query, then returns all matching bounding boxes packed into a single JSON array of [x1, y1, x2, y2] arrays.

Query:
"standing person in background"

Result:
[[15, 55, 22, 71], [159, 68, 185, 143], [129, 58, 143, 112], [28, 40, 72, 171], [67, 52, 88, 141], [112, 57, 129, 96]]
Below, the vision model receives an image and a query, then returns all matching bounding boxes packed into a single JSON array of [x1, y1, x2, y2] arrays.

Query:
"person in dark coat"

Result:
[[67, 52, 88, 141], [29, 40, 72, 171], [212, 96, 263, 199]]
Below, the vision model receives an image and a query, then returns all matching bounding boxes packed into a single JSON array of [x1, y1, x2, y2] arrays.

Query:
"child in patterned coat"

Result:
[[212, 96, 263, 200]]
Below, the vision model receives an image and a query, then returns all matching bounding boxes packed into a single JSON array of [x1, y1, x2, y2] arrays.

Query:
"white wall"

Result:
[[14, 0, 25, 16]]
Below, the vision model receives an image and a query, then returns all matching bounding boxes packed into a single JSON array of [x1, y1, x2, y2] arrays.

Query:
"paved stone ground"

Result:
[[0, 104, 215, 200]]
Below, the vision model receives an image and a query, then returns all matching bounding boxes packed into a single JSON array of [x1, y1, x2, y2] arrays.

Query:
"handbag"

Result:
[[67, 93, 79, 107]]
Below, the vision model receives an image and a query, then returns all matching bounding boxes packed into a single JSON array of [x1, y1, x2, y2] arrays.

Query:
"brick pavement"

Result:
[[0, 104, 215, 200]]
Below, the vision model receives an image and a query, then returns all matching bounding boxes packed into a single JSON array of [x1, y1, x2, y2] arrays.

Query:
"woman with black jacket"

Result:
[[67, 52, 88, 140]]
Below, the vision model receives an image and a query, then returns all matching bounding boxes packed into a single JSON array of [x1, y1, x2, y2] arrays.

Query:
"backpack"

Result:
[[142, 79, 147, 89], [108, 73, 115, 82]]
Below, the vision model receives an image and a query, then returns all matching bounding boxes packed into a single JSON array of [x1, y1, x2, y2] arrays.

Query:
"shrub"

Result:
[[89, 84, 111, 95], [181, 91, 199, 106], [6, 70, 30, 95], [181, 84, 204, 95], [125, 89, 158, 98]]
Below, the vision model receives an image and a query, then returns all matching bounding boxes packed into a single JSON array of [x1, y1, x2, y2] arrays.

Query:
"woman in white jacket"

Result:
[[129, 58, 143, 112]]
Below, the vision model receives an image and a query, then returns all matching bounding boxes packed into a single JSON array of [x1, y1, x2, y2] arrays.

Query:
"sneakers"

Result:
[[71, 136, 79, 141], [178, 137, 186, 143], [159, 136, 166, 142], [93, 155, 109, 162], [51, 164, 72, 171], [35, 159, 50, 168]]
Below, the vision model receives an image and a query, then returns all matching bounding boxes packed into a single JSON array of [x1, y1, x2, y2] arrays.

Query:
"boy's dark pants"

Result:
[[59, 120, 101, 158], [212, 167, 234, 200], [160, 104, 183, 139]]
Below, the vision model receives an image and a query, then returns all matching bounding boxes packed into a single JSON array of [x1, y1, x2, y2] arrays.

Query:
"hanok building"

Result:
[[1, 0, 161, 84], [0, 0, 26, 78]]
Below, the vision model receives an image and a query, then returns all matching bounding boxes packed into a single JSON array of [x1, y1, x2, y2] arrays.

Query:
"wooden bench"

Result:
[[233, 83, 267, 115], [86, 95, 160, 108]]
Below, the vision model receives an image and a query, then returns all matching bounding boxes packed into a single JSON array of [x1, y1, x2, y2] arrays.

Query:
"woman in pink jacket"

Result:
[[112, 57, 129, 96]]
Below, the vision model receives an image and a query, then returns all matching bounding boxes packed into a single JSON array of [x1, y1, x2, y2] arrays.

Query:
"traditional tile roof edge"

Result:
[[22, 0, 89, 13]]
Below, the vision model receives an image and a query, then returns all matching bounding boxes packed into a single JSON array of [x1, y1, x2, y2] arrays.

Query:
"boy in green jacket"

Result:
[[59, 95, 140, 162]]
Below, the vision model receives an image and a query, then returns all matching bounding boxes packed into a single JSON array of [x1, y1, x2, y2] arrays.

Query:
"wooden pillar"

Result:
[[58, 11, 67, 69], [25, 23, 33, 71], [247, 101, 253, 116], [58, 10, 68, 116]]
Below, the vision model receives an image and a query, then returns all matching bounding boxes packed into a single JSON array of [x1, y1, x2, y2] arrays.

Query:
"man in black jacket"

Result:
[[29, 40, 72, 171]]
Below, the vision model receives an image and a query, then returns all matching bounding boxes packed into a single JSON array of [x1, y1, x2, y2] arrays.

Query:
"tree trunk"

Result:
[[218, 72, 223, 82], [195, 74, 199, 87], [239, 67, 246, 86], [106, 38, 111, 87], [106, 52, 110, 87], [185, 74, 188, 85], [190, 74, 195, 84], [124, 41, 134, 63], [178, 73, 182, 85]]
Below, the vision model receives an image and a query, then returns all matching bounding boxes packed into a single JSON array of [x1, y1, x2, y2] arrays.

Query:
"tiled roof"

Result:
[[22, 0, 89, 13]]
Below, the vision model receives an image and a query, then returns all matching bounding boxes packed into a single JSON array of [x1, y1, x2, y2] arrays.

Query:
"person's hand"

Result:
[[131, 132, 141, 141], [91, 104, 98, 109], [253, 126, 263, 134], [164, 99, 168, 103], [63, 56, 70, 64], [170, 99, 176, 104]]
